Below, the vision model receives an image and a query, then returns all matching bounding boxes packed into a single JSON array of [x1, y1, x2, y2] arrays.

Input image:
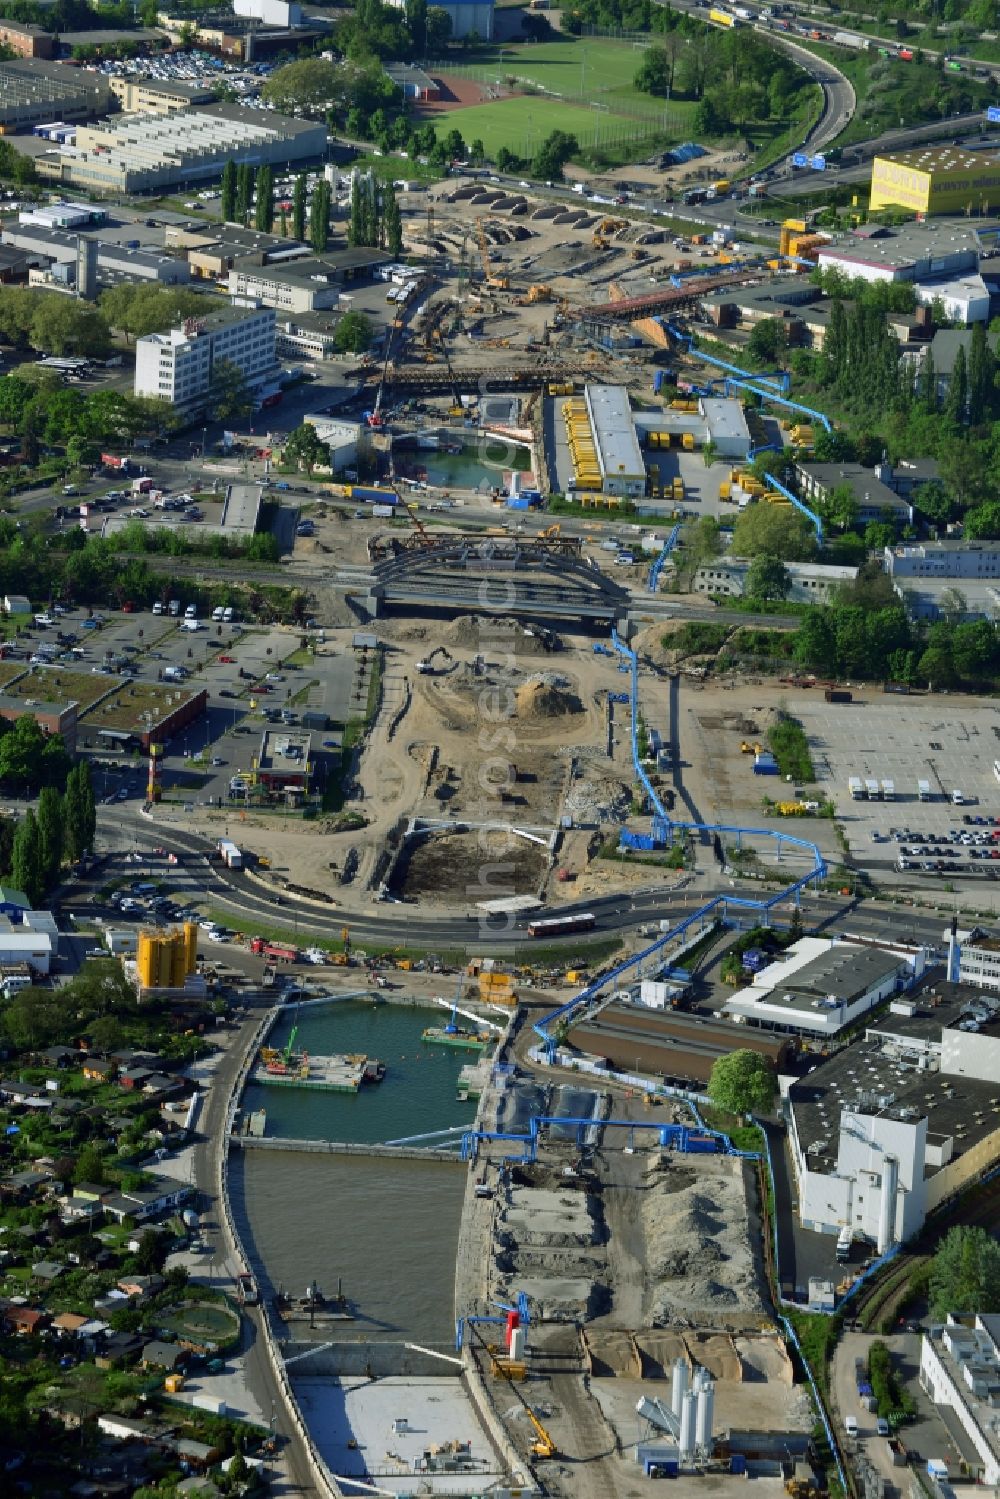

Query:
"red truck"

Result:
[[101, 452, 132, 472], [250, 938, 299, 962]]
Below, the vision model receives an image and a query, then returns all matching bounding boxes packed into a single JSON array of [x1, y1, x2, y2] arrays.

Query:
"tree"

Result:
[[708, 1049, 776, 1116], [254, 164, 274, 233], [63, 763, 88, 862], [73, 1146, 106, 1187], [406, 0, 427, 52], [945, 342, 968, 424], [310, 179, 330, 253], [134, 1228, 166, 1275], [383, 187, 403, 258], [634, 47, 672, 97], [11, 809, 42, 908], [36, 785, 63, 889], [745, 555, 790, 601], [208, 359, 252, 424], [746, 317, 787, 365], [334, 310, 374, 354], [531, 129, 578, 182], [425, 4, 453, 51], [732, 504, 817, 561], [220, 159, 237, 224], [818, 482, 859, 533], [930, 1226, 1000, 1317], [283, 423, 330, 472], [234, 162, 253, 226], [262, 58, 345, 116], [292, 173, 307, 242]]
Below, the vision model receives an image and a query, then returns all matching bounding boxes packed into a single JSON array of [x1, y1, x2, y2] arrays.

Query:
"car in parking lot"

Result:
[[211, 756, 225, 766], [218, 655, 235, 664]]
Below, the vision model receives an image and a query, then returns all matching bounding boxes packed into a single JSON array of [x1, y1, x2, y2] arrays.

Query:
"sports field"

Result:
[[420, 37, 696, 158]]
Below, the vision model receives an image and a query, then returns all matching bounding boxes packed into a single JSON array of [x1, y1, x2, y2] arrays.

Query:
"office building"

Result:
[[885, 540, 1000, 582], [228, 248, 387, 312], [0, 59, 112, 133], [35, 105, 324, 196], [0, 19, 55, 58], [134, 303, 276, 409], [869, 147, 1000, 217], [233, 0, 303, 22], [920, 1317, 1000, 1486], [108, 77, 215, 115], [694, 557, 858, 604], [795, 461, 914, 526]]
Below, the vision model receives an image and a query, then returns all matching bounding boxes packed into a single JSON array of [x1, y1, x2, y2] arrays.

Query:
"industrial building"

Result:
[[1, 223, 191, 288], [301, 415, 365, 472], [566, 385, 645, 498], [869, 147, 1000, 217], [108, 77, 216, 115], [884, 539, 1000, 582], [0, 692, 78, 756], [693, 557, 858, 604], [786, 980, 1000, 1250], [722, 936, 922, 1038], [0, 909, 56, 975], [233, 0, 303, 23], [920, 1316, 1000, 1487], [385, 0, 494, 37], [227, 248, 388, 313], [18, 202, 107, 231], [0, 59, 112, 134], [134, 304, 277, 409], [35, 105, 325, 196], [566, 1002, 796, 1089]]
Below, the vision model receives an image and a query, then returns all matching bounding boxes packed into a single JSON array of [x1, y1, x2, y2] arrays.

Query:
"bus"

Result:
[[526, 912, 596, 938]]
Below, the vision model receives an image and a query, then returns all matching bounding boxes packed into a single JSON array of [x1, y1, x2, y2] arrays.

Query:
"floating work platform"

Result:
[[253, 1049, 386, 1093], [421, 1025, 493, 1052]]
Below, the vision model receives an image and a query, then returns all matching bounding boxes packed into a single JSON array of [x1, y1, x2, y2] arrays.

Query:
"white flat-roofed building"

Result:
[[885, 540, 1000, 580], [694, 557, 857, 603], [0, 913, 54, 974], [701, 397, 751, 459], [723, 935, 920, 1038], [35, 105, 325, 197], [584, 384, 645, 498], [134, 304, 276, 410], [920, 1316, 1000, 1486]]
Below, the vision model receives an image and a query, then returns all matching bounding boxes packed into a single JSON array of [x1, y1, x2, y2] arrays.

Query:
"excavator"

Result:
[[416, 646, 453, 675]]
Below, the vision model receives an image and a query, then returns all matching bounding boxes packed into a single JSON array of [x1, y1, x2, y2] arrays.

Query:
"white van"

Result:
[[184, 604, 197, 619], [844, 1416, 858, 1438], [223, 606, 234, 623], [152, 602, 163, 615], [211, 606, 225, 621], [952, 789, 965, 805]]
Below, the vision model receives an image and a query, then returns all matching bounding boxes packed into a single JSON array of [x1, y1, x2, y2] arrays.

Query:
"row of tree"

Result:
[[0, 746, 94, 906]]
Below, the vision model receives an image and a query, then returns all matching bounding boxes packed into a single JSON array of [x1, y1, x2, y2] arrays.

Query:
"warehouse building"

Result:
[[722, 936, 923, 1038], [1, 223, 191, 287], [694, 557, 858, 603], [19, 201, 107, 231], [228, 248, 388, 313], [787, 982, 1000, 1250], [567, 1002, 796, 1089], [135, 303, 276, 408], [869, 147, 1000, 217], [0, 59, 112, 133], [817, 219, 982, 283], [920, 1316, 1000, 1487], [108, 77, 215, 115], [584, 384, 645, 498], [35, 105, 325, 196]]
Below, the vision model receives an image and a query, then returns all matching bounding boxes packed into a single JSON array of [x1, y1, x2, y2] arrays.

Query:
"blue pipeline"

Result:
[[763, 471, 824, 543], [648, 522, 681, 592], [689, 348, 791, 397], [531, 633, 826, 1058], [723, 376, 833, 434]]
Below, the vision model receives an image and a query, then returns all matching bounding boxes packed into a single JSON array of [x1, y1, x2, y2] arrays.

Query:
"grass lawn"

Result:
[[441, 37, 663, 103], [418, 94, 677, 156]]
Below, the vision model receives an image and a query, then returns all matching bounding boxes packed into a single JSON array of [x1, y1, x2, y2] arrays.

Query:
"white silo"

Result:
[[679, 1389, 696, 1461], [695, 1377, 715, 1450], [671, 1356, 688, 1418]]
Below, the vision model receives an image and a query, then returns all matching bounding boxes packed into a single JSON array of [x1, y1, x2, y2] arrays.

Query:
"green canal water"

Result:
[[393, 440, 532, 492], [241, 999, 479, 1145]]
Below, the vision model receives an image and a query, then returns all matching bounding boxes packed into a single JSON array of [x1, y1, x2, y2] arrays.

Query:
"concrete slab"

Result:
[[294, 1375, 505, 1495]]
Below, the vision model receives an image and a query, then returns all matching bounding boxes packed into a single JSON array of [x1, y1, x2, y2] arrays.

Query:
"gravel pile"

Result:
[[644, 1160, 762, 1327], [564, 772, 632, 825]]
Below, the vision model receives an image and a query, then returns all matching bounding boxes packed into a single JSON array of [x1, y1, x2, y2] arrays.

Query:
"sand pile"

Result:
[[643, 1161, 761, 1326], [515, 674, 583, 720], [443, 614, 538, 649]]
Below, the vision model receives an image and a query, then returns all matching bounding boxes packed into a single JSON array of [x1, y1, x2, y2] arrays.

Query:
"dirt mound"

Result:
[[443, 614, 540, 649], [515, 674, 583, 720]]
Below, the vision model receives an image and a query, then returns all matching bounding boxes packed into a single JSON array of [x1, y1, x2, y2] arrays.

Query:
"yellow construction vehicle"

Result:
[[475, 215, 509, 290], [527, 283, 552, 303], [526, 1408, 557, 1459], [537, 523, 561, 540], [739, 740, 761, 755]]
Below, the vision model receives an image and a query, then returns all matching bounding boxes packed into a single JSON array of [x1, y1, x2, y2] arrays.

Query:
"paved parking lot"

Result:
[[796, 699, 1000, 887]]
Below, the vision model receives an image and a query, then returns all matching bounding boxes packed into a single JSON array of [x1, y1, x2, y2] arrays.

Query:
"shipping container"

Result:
[[218, 839, 242, 869], [824, 688, 852, 703]]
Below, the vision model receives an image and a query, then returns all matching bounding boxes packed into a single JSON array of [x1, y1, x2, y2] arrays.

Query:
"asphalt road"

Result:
[[90, 808, 953, 954]]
